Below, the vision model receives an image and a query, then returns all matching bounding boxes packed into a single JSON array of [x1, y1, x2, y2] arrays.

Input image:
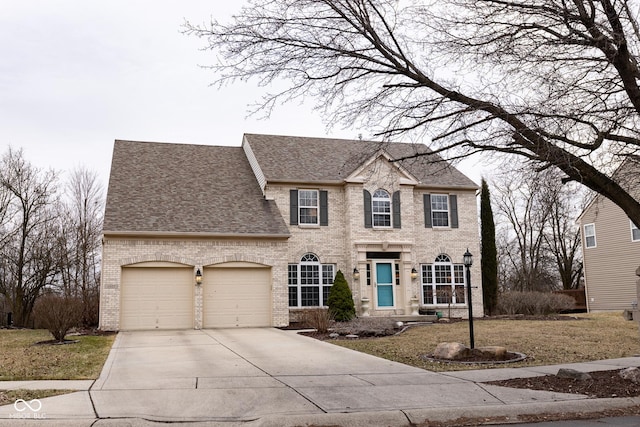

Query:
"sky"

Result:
[[0, 1, 484, 190]]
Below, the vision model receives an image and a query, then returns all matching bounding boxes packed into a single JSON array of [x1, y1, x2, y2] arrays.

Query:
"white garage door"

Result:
[[203, 266, 271, 328], [120, 267, 193, 330]]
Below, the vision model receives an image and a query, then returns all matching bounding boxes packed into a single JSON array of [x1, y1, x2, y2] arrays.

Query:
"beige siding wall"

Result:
[[265, 157, 482, 319], [99, 237, 289, 330], [581, 196, 640, 311]]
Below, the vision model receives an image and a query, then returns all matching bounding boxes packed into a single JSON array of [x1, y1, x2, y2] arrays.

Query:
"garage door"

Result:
[[203, 265, 271, 328], [120, 267, 193, 330]]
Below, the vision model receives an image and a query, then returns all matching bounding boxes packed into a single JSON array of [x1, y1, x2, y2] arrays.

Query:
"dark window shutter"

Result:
[[363, 189, 372, 228], [320, 190, 328, 226], [450, 194, 459, 228], [392, 191, 401, 229], [424, 194, 432, 228], [290, 189, 298, 225]]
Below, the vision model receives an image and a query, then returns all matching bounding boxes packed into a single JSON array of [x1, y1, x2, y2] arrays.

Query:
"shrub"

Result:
[[33, 294, 83, 342], [496, 291, 575, 315], [327, 270, 356, 321], [301, 308, 333, 333]]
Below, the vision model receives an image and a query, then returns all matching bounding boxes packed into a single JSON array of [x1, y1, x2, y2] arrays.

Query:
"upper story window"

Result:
[[584, 223, 596, 248], [631, 221, 640, 242], [363, 189, 401, 229], [431, 194, 449, 227], [424, 194, 458, 229], [299, 190, 318, 225], [290, 189, 328, 227], [372, 189, 391, 227]]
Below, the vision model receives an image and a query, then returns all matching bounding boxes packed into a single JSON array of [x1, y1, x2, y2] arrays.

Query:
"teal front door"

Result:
[[375, 262, 394, 307]]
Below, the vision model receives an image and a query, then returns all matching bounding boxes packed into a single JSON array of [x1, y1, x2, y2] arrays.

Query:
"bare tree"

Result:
[[494, 165, 587, 291], [494, 168, 557, 291], [545, 182, 585, 290], [0, 148, 60, 327], [58, 167, 103, 326], [186, 0, 640, 226]]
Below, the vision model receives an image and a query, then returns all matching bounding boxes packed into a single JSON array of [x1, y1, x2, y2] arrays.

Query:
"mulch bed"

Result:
[[487, 369, 640, 398]]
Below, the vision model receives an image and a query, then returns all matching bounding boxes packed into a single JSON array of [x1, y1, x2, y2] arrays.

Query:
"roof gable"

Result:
[[243, 133, 477, 188]]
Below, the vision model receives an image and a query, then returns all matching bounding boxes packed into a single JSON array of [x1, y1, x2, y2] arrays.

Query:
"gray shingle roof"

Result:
[[244, 133, 477, 188], [103, 140, 290, 236]]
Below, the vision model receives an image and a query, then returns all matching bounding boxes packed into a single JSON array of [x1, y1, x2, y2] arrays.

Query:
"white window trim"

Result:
[[288, 253, 335, 308], [431, 194, 450, 228], [298, 189, 319, 226], [420, 255, 466, 306], [584, 223, 596, 248], [631, 220, 640, 242], [372, 189, 392, 228]]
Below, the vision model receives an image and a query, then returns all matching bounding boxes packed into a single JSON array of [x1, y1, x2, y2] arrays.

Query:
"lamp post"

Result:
[[463, 249, 475, 349]]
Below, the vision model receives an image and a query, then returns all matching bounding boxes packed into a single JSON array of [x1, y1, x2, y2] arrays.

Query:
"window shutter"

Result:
[[450, 194, 459, 228], [363, 189, 372, 228], [320, 190, 328, 226], [424, 194, 432, 228], [290, 189, 298, 225], [392, 191, 401, 229]]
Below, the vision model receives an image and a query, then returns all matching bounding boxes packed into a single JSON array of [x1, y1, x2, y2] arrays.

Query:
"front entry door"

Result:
[[375, 262, 394, 308]]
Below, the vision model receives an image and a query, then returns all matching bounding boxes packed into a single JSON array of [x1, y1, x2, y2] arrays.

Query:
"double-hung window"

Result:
[[288, 253, 336, 307], [372, 189, 391, 227], [298, 190, 319, 225], [431, 194, 449, 227], [584, 223, 596, 248], [421, 254, 466, 305]]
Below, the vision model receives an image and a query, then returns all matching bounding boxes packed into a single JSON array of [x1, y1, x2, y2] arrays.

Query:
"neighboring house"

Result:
[[100, 134, 482, 330], [578, 156, 640, 311]]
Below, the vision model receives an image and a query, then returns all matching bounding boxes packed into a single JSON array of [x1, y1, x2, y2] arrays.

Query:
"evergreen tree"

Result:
[[480, 178, 499, 315], [327, 270, 355, 321]]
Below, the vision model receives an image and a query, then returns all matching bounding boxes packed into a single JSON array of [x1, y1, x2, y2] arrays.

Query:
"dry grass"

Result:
[[0, 389, 72, 406], [0, 329, 115, 380], [332, 312, 640, 371]]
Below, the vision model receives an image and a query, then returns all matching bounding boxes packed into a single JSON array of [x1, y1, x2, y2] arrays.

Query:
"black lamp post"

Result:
[[463, 249, 475, 349]]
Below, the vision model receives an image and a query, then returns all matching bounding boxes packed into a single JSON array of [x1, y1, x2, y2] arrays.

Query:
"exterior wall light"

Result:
[[195, 268, 203, 285], [411, 267, 418, 280], [353, 268, 360, 280]]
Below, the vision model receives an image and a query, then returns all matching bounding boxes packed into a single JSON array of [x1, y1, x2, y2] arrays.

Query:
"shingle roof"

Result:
[[244, 133, 477, 188], [103, 140, 290, 236]]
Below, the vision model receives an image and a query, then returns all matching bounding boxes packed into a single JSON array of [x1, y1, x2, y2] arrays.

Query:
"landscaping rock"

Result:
[[345, 334, 359, 339], [433, 342, 470, 360], [556, 368, 592, 381], [619, 367, 640, 384], [329, 332, 340, 339], [476, 346, 507, 360]]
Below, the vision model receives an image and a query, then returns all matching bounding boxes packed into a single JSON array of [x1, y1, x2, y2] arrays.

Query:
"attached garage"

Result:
[[120, 265, 194, 330], [203, 263, 272, 328]]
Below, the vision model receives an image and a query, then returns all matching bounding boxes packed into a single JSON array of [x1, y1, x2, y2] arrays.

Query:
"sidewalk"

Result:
[[0, 329, 639, 426]]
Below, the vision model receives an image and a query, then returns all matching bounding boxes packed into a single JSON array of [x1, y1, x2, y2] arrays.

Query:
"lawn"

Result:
[[332, 312, 640, 371], [0, 329, 115, 380]]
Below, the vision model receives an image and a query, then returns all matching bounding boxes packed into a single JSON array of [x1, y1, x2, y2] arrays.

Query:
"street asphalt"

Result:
[[1, 328, 639, 426]]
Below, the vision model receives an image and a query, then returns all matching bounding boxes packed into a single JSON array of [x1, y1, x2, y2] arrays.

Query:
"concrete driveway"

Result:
[[88, 328, 586, 423]]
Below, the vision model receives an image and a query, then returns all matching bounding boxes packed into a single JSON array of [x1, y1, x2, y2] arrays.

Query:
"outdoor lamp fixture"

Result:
[[195, 268, 203, 285], [411, 267, 418, 280], [463, 249, 475, 349], [353, 268, 360, 280]]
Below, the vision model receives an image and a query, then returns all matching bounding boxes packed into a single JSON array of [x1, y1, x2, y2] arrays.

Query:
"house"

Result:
[[99, 134, 482, 330], [578, 156, 640, 311]]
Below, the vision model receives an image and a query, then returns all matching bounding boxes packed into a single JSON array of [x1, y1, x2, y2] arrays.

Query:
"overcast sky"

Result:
[[0, 1, 483, 190]]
